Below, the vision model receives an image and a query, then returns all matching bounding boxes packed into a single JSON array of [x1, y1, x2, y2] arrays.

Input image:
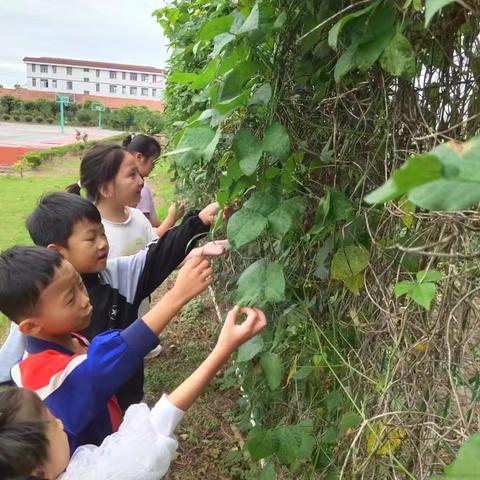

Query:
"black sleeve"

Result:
[[132, 210, 209, 307]]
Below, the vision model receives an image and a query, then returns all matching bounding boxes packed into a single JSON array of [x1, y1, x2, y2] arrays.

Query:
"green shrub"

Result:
[[24, 115, 33, 122], [76, 110, 94, 124], [2, 114, 11, 121], [13, 115, 20, 121], [46, 117, 54, 124], [35, 116, 44, 123]]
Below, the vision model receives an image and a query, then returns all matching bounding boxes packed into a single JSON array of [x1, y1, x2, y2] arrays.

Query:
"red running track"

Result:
[[0, 146, 34, 166]]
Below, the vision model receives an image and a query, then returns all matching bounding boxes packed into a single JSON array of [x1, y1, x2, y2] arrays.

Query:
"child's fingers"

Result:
[[200, 266, 213, 281], [226, 305, 240, 324], [184, 256, 206, 269]]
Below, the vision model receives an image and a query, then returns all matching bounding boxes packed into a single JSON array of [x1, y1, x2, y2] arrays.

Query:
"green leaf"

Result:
[[328, 2, 378, 49], [408, 179, 480, 211], [218, 61, 259, 102], [314, 236, 334, 280], [235, 260, 286, 307], [395, 281, 437, 310], [355, 31, 394, 71], [273, 11, 287, 30], [276, 421, 314, 465], [175, 126, 217, 167], [233, 129, 263, 176], [227, 208, 268, 249], [380, 32, 416, 77], [394, 280, 416, 297], [263, 122, 290, 161], [237, 334, 265, 362], [246, 428, 278, 460], [331, 246, 369, 295], [212, 32, 236, 56], [249, 83, 272, 106], [244, 191, 279, 216], [425, 0, 456, 27], [416, 269, 443, 283], [430, 433, 480, 479], [339, 412, 362, 437], [238, 3, 260, 34], [260, 463, 276, 480], [198, 15, 234, 42], [268, 206, 293, 239], [293, 365, 314, 380], [202, 127, 221, 163], [334, 46, 356, 82], [261, 352, 283, 390], [364, 154, 443, 204]]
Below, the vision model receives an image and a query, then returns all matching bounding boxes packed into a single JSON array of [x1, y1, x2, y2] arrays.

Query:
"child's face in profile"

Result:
[[19, 259, 93, 337], [33, 409, 71, 479], [103, 152, 144, 207], [57, 219, 109, 274]]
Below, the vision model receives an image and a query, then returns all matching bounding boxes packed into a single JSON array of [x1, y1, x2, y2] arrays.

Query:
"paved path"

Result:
[[0, 122, 120, 149], [0, 121, 121, 165]]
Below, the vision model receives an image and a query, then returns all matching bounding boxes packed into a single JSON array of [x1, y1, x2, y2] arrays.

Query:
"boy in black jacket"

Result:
[[0, 192, 226, 409]]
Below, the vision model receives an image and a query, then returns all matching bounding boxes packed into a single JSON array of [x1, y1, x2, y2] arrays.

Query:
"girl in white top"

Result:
[[0, 306, 267, 479]]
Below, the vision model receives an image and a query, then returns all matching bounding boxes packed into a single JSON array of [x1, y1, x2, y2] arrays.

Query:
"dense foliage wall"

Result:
[[155, 1, 480, 478]]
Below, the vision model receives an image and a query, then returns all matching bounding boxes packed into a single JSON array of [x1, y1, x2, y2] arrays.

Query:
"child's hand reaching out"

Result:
[[216, 306, 267, 355], [172, 256, 213, 304]]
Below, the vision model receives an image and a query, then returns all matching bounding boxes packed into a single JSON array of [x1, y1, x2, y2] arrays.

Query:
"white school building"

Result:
[[23, 57, 165, 102]]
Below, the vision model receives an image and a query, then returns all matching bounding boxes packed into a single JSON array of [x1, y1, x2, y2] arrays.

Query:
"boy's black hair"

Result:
[[0, 246, 63, 322], [27, 192, 101, 247], [0, 387, 49, 478]]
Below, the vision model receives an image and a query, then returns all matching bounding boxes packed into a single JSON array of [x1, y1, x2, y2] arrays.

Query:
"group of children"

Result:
[[0, 134, 266, 479]]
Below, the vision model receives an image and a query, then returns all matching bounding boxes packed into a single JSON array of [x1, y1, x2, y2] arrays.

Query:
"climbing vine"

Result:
[[154, 1, 480, 478]]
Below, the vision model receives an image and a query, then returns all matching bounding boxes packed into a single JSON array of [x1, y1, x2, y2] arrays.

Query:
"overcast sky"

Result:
[[0, 0, 169, 87]]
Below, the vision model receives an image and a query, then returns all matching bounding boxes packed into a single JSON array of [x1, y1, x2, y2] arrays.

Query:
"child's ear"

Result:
[[99, 182, 114, 199], [47, 243, 64, 254], [18, 318, 42, 336]]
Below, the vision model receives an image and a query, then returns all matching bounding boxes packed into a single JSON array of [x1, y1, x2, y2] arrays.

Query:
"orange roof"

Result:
[[23, 57, 165, 75], [0, 88, 164, 111]]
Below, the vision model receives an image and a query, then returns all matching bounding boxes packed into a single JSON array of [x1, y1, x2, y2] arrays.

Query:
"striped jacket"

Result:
[[12, 320, 159, 453]]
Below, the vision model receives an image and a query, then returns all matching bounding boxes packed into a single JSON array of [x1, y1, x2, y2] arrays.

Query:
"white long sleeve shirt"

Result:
[[59, 394, 184, 479]]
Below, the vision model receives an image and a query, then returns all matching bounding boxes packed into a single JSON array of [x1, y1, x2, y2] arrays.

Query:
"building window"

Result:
[[67, 67, 72, 75], [130, 86, 137, 95], [32, 64, 36, 72], [84, 78, 90, 83], [96, 83, 100, 92], [152, 75, 156, 82], [110, 85, 117, 94], [96, 69, 100, 77], [141, 74, 148, 82], [122, 85, 126, 94], [84, 90, 90, 95], [109, 71, 117, 79], [40, 78, 49, 88], [122, 72, 126, 80], [141, 87, 148, 96], [67, 81, 73, 90], [130, 73, 137, 81], [40, 65, 48, 73], [83, 68, 89, 72], [52, 79, 57, 88], [51, 66, 56, 74], [32, 78, 37, 86], [158, 78, 164, 88], [152, 88, 156, 97]]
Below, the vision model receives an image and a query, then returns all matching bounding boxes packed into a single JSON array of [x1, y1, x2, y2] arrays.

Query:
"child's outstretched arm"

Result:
[[168, 306, 267, 411], [155, 201, 186, 237], [142, 256, 213, 337]]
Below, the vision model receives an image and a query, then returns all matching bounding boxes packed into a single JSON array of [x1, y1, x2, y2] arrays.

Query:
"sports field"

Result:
[[0, 121, 120, 165]]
